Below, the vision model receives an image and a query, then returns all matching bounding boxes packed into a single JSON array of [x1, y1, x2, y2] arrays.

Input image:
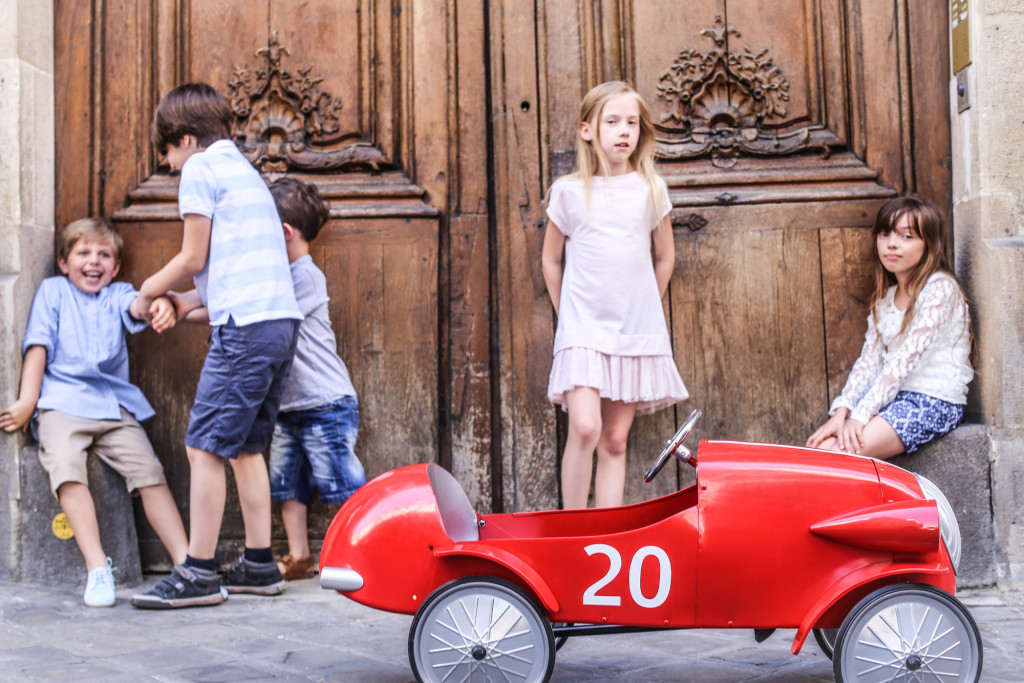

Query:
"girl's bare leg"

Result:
[[561, 387, 602, 509], [594, 399, 637, 508], [856, 416, 906, 460], [814, 417, 905, 460]]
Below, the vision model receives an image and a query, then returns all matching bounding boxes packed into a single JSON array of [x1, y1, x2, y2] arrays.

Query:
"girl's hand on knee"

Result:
[[839, 419, 865, 453], [807, 413, 844, 449]]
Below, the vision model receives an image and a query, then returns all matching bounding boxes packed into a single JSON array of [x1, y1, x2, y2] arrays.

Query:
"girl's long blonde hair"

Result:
[[568, 81, 665, 220], [870, 196, 968, 340]]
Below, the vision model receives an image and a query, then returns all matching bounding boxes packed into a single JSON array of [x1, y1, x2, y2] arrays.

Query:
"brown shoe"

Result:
[[277, 554, 316, 581]]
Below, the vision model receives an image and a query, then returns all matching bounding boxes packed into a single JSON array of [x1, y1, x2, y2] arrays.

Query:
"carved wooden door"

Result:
[[54, 1, 949, 565], [491, 1, 951, 510]]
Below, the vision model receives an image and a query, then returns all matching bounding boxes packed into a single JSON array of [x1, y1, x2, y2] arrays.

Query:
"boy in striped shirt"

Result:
[[132, 83, 302, 609]]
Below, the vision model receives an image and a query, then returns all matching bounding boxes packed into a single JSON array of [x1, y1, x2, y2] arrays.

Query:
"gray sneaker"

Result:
[[131, 564, 228, 609], [222, 556, 286, 595]]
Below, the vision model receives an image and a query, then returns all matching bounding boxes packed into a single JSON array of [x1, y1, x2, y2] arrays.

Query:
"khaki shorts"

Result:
[[36, 408, 167, 498]]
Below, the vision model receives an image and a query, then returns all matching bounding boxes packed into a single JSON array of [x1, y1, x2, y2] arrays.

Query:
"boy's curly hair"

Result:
[[59, 218, 123, 261], [269, 178, 331, 242], [151, 83, 233, 155]]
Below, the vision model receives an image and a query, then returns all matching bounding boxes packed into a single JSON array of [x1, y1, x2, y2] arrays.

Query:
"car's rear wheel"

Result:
[[813, 627, 838, 659], [833, 584, 982, 682], [409, 576, 555, 683]]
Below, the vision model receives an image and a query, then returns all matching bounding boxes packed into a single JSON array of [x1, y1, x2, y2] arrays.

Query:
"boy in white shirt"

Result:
[[131, 83, 302, 608]]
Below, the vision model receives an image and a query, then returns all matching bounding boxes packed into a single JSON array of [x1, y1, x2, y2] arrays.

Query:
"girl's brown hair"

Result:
[[869, 195, 966, 339]]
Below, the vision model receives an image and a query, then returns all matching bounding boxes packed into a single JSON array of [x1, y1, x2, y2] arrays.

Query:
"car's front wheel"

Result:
[[833, 584, 982, 682], [409, 576, 555, 683]]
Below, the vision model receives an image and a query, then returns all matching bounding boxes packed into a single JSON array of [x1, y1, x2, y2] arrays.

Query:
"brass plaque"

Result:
[[951, 0, 971, 74]]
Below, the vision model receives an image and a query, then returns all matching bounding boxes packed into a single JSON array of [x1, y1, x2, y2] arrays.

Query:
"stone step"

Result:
[[889, 423, 995, 588]]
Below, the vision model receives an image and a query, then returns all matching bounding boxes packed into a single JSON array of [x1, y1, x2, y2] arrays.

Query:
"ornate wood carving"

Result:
[[227, 34, 390, 173], [655, 14, 829, 169]]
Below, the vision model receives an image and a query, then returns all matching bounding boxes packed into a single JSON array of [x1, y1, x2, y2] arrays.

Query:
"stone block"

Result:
[[18, 445, 142, 588], [889, 423, 995, 589]]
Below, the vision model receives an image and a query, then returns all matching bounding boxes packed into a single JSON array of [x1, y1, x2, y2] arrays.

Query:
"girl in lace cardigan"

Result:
[[807, 196, 973, 459]]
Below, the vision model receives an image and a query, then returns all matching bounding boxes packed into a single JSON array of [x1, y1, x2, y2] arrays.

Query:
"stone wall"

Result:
[[950, 0, 1024, 589], [0, 0, 55, 580]]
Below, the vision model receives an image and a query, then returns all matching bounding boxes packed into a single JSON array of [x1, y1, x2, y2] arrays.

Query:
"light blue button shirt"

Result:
[[23, 276, 154, 421]]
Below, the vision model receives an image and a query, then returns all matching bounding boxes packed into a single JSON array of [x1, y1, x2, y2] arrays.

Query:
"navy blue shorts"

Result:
[[878, 391, 964, 453], [269, 396, 367, 505], [186, 318, 299, 459]]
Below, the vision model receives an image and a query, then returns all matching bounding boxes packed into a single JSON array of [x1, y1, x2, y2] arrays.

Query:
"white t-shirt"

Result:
[[831, 272, 973, 423], [546, 172, 673, 357]]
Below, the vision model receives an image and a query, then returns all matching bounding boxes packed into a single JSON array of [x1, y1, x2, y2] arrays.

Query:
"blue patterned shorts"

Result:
[[878, 391, 964, 453]]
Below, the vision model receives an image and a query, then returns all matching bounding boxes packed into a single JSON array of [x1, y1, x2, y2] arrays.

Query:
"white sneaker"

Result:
[[84, 558, 116, 608]]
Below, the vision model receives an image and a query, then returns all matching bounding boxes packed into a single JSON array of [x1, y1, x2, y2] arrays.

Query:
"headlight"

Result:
[[915, 474, 961, 573]]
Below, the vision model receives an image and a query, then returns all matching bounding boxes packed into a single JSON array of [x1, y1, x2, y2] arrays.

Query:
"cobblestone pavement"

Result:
[[0, 575, 1021, 681]]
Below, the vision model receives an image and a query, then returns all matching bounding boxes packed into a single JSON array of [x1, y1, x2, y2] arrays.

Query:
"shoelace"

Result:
[[89, 558, 118, 587]]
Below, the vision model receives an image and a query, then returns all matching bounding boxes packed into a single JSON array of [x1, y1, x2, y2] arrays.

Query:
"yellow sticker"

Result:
[[52, 512, 74, 540]]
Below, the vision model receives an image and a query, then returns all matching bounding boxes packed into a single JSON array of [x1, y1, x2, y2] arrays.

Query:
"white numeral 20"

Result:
[[582, 544, 671, 608]]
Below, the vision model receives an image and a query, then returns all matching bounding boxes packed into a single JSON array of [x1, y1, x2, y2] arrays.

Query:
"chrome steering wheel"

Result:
[[645, 409, 702, 483]]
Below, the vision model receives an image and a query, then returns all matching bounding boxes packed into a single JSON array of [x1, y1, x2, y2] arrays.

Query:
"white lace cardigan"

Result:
[[830, 272, 973, 424]]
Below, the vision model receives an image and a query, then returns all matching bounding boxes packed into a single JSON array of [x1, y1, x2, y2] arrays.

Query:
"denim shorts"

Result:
[[186, 318, 299, 459], [878, 391, 964, 453], [269, 396, 366, 505]]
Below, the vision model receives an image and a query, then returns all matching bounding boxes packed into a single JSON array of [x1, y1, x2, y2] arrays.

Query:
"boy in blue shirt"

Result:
[[130, 83, 302, 609], [268, 178, 366, 579], [0, 218, 189, 607]]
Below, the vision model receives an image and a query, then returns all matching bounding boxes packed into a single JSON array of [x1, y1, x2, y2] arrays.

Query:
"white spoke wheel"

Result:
[[409, 576, 555, 683], [834, 584, 982, 683]]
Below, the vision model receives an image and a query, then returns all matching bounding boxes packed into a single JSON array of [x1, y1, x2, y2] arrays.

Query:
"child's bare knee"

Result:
[[599, 435, 628, 459], [569, 414, 602, 444]]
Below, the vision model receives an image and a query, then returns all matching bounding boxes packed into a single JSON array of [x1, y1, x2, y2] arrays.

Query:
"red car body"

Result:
[[320, 432, 976, 682]]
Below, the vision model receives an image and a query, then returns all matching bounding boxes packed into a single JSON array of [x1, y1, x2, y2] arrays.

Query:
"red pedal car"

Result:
[[320, 410, 982, 682]]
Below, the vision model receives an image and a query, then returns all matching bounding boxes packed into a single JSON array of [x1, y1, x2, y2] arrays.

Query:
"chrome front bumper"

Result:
[[320, 567, 364, 592]]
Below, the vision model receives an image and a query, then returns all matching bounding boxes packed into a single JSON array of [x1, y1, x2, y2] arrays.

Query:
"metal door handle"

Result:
[[671, 213, 708, 232]]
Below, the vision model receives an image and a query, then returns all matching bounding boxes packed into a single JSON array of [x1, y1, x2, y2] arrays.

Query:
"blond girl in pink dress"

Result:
[[542, 81, 688, 509]]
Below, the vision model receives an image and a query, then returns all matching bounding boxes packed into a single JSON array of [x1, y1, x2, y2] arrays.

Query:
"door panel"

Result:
[[494, 0, 949, 508]]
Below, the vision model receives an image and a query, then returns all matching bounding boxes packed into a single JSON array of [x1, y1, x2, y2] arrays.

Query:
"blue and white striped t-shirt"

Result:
[[177, 139, 301, 326]]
